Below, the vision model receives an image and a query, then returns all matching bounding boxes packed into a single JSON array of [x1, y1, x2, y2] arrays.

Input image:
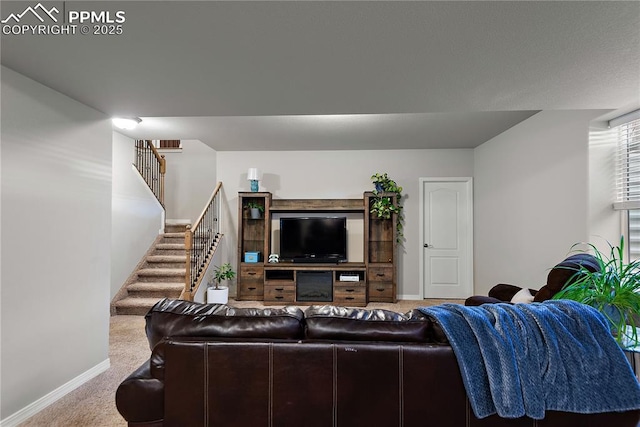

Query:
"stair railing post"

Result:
[[184, 225, 193, 301], [217, 187, 222, 236], [159, 155, 166, 207]]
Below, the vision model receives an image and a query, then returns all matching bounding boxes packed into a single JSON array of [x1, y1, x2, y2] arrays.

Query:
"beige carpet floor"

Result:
[[18, 298, 461, 426]]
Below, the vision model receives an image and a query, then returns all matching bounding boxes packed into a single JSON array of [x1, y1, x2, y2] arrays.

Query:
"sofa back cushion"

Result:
[[145, 299, 305, 349], [304, 305, 432, 342]]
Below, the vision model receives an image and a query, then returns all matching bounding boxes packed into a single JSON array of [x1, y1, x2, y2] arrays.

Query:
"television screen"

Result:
[[280, 217, 347, 263]]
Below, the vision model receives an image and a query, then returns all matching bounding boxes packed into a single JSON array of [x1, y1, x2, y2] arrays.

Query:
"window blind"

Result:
[[615, 116, 640, 209]]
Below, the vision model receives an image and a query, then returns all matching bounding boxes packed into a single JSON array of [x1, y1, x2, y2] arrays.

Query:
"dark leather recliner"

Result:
[[465, 253, 600, 306]]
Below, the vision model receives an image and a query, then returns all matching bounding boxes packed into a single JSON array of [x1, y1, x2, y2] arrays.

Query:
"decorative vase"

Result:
[[374, 183, 384, 192], [207, 286, 229, 304]]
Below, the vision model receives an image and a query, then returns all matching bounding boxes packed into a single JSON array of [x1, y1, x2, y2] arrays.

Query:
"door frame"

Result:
[[418, 177, 474, 299]]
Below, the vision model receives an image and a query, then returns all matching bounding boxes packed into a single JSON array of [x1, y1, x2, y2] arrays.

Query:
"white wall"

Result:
[[163, 140, 217, 222], [217, 149, 474, 299], [1, 67, 112, 421], [473, 110, 610, 296], [111, 132, 164, 298]]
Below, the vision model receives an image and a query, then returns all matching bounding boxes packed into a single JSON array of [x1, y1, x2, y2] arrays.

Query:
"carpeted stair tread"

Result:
[[128, 282, 184, 291], [114, 297, 167, 315], [164, 220, 192, 234], [147, 255, 186, 263], [138, 268, 186, 277], [165, 219, 191, 225], [162, 232, 186, 238], [156, 243, 186, 250], [115, 297, 166, 306]]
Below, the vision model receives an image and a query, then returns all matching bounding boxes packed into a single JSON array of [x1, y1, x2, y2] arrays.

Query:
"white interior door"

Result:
[[420, 178, 473, 299]]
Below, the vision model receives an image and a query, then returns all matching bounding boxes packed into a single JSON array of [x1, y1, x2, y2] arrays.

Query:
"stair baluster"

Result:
[[134, 140, 166, 207], [183, 182, 223, 301]]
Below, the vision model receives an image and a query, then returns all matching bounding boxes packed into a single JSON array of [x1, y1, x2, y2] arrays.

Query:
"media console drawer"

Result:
[[264, 283, 295, 303], [368, 282, 394, 302], [368, 266, 393, 282], [238, 265, 265, 300], [241, 265, 264, 279], [334, 284, 367, 306]]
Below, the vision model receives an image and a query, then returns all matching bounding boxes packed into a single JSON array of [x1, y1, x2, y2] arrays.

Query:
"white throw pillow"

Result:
[[510, 288, 534, 304]]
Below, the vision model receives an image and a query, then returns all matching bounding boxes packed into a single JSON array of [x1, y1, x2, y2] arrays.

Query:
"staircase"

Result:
[[114, 220, 190, 315]]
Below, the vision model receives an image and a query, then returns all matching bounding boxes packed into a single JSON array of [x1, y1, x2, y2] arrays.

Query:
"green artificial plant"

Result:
[[245, 201, 265, 212], [370, 173, 404, 243], [553, 236, 640, 347], [212, 263, 236, 290]]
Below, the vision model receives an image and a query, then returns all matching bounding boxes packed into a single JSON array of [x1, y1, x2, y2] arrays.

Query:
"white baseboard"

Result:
[[398, 294, 423, 301], [0, 359, 110, 427]]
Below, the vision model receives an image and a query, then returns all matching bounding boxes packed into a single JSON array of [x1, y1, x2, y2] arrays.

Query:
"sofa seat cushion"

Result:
[[304, 305, 432, 342], [145, 299, 305, 349]]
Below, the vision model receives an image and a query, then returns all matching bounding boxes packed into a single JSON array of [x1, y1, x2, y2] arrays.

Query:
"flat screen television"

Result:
[[280, 217, 347, 263]]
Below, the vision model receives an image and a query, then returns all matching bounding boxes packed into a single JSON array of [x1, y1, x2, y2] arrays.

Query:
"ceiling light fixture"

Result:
[[112, 117, 142, 130]]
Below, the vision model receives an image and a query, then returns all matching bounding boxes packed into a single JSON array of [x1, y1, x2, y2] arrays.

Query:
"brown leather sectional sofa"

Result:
[[116, 299, 640, 427]]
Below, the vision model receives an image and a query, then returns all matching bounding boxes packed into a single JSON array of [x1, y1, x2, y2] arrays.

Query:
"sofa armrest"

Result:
[[116, 359, 164, 424], [150, 342, 166, 381]]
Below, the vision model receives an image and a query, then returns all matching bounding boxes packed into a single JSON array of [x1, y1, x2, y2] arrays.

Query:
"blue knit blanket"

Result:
[[419, 300, 640, 420]]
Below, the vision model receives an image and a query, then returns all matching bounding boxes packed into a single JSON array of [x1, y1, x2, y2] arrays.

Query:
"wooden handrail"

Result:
[[147, 140, 166, 170], [183, 182, 223, 301], [193, 181, 223, 231]]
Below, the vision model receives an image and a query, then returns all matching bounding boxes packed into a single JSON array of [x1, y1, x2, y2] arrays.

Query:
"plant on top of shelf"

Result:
[[553, 236, 640, 347], [245, 201, 265, 219], [244, 201, 265, 212], [212, 263, 236, 290], [370, 173, 404, 243]]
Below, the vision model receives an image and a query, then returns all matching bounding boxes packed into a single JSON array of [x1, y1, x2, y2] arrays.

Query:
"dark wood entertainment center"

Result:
[[236, 192, 397, 306]]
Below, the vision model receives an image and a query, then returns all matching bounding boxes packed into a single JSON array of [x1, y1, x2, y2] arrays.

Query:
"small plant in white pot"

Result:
[[207, 263, 236, 304]]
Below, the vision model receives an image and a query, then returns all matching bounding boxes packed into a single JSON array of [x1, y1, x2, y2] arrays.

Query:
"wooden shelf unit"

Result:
[[236, 192, 397, 305], [364, 192, 398, 303], [236, 192, 271, 301]]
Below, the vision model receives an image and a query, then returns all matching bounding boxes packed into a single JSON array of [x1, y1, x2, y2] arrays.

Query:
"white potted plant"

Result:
[[207, 263, 236, 304]]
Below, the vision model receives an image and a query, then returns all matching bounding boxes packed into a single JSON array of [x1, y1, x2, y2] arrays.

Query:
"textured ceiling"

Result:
[[1, 1, 638, 150]]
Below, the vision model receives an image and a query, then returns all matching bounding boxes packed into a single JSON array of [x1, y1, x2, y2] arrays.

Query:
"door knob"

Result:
[[424, 243, 430, 248]]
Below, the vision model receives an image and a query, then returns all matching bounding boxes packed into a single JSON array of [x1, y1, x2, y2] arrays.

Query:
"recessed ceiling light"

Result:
[[112, 117, 142, 130]]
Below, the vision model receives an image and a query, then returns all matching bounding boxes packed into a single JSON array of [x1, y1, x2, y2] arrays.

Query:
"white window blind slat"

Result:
[[615, 117, 640, 203]]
